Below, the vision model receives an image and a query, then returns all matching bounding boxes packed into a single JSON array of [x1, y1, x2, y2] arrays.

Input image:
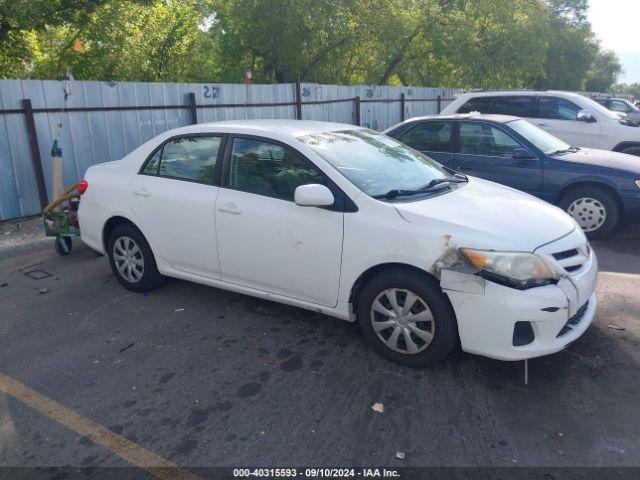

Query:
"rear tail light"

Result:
[[77, 179, 88, 195]]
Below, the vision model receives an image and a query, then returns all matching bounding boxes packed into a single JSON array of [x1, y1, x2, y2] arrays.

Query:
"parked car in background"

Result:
[[440, 90, 640, 156], [79, 120, 597, 366], [385, 114, 640, 238], [593, 97, 640, 126]]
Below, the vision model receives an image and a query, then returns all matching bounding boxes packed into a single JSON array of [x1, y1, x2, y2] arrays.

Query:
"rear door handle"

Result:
[[133, 188, 150, 197], [217, 203, 242, 215]]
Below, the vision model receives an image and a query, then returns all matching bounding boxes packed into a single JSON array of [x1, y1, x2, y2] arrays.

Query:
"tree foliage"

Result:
[[0, 0, 623, 91]]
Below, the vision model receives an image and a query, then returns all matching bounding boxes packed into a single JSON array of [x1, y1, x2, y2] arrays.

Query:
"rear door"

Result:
[[454, 121, 543, 195], [395, 120, 454, 167], [128, 135, 223, 278], [532, 96, 601, 148]]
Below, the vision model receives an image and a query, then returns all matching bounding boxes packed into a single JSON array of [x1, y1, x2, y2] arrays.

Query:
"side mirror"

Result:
[[294, 184, 334, 207], [512, 148, 537, 161], [576, 110, 596, 123]]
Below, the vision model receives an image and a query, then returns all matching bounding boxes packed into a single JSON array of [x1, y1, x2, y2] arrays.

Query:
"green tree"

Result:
[[0, 0, 152, 78], [0, 0, 625, 92], [30, 0, 216, 81], [584, 50, 622, 92], [614, 83, 640, 99], [534, 0, 612, 91]]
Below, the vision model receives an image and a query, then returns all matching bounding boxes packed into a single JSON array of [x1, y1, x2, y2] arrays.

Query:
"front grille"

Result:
[[557, 301, 589, 337]]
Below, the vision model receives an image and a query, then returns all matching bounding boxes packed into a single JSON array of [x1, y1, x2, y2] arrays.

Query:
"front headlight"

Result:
[[459, 248, 559, 290]]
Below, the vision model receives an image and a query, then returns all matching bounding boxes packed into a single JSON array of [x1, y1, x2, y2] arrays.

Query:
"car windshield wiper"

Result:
[[373, 176, 467, 200], [549, 146, 578, 156], [419, 176, 468, 190]]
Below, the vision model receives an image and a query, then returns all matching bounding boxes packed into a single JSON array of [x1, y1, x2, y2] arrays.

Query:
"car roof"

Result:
[[169, 119, 362, 138], [389, 113, 520, 129], [455, 90, 586, 100]]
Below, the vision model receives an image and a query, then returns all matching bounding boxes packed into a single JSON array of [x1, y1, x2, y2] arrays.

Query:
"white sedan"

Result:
[[78, 120, 597, 366]]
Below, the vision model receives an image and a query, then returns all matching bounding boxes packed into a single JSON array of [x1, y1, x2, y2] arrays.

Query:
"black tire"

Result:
[[55, 237, 72, 256], [357, 268, 458, 367], [620, 145, 640, 157], [558, 186, 619, 239], [107, 223, 164, 292]]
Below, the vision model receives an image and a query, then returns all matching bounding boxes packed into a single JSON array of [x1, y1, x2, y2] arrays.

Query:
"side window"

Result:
[[397, 121, 452, 153], [538, 97, 581, 121], [229, 138, 325, 201], [142, 136, 221, 182], [142, 149, 161, 175], [458, 122, 521, 157], [158, 137, 221, 183], [610, 100, 631, 113], [488, 96, 534, 117], [457, 97, 492, 114]]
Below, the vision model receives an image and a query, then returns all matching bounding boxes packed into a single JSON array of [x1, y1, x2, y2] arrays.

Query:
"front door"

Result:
[[128, 135, 222, 278], [532, 96, 601, 148], [454, 121, 543, 196], [215, 136, 344, 307]]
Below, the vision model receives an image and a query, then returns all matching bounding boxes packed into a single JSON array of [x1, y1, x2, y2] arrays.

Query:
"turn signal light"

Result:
[[77, 179, 88, 195]]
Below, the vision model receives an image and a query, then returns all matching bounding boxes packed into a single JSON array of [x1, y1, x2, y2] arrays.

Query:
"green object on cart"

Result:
[[43, 207, 81, 256]]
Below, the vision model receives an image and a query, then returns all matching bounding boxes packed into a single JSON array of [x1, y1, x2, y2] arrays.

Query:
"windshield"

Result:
[[507, 119, 571, 155], [298, 129, 450, 198]]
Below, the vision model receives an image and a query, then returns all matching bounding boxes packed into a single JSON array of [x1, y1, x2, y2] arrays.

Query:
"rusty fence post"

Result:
[[354, 96, 361, 126], [188, 92, 198, 124], [22, 99, 48, 209], [295, 80, 303, 120], [436, 94, 442, 114], [400, 93, 406, 122]]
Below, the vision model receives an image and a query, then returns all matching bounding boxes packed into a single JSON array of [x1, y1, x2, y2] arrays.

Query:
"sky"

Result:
[[588, 0, 640, 83]]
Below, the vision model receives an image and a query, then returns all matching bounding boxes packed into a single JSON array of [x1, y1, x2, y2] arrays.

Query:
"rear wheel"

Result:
[[357, 268, 458, 367], [558, 186, 619, 239], [107, 224, 164, 292]]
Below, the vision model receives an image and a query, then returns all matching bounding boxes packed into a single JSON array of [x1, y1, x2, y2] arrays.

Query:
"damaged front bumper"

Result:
[[441, 235, 598, 361]]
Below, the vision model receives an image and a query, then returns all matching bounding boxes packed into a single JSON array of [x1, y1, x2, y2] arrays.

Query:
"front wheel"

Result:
[[107, 224, 164, 292], [357, 268, 458, 367], [55, 236, 72, 255], [558, 186, 619, 239]]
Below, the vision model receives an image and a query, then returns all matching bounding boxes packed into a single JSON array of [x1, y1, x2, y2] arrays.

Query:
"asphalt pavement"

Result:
[[0, 217, 639, 478]]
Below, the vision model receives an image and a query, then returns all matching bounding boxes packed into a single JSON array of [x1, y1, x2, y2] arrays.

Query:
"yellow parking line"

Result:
[[0, 372, 200, 480]]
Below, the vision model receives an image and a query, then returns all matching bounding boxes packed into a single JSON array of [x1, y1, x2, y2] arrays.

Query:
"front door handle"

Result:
[[217, 203, 242, 215], [457, 166, 473, 171], [537, 122, 551, 127], [133, 187, 150, 197]]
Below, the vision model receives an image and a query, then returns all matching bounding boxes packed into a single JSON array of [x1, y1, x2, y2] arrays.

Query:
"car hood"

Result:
[[392, 177, 576, 252], [558, 148, 640, 174]]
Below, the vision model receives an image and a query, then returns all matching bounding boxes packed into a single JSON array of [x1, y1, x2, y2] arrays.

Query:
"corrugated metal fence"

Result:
[[0, 79, 459, 221]]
